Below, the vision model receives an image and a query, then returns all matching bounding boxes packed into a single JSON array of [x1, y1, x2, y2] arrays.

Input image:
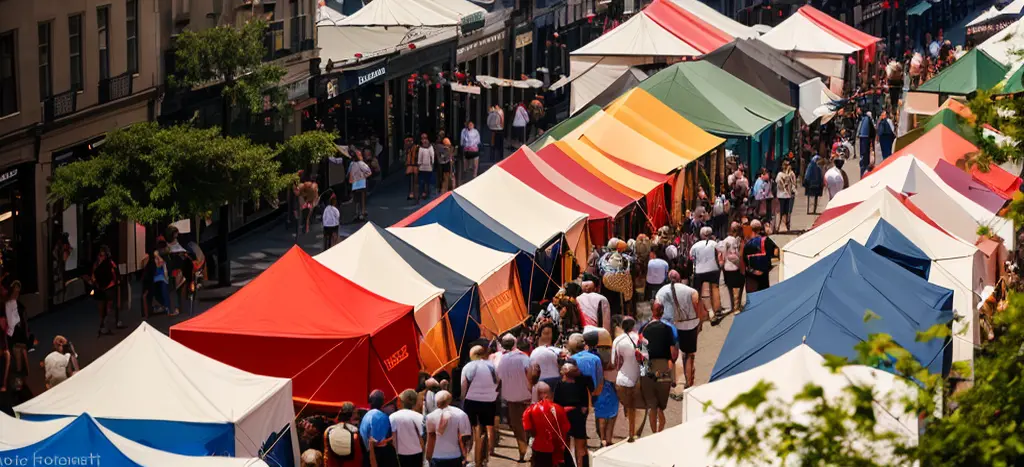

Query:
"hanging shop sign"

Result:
[[0, 168, 18, 190], [461, 11, 486, 35], [457, 30, 507, 63], [515, 30, 534, 49], [861, 1, 885, 22], [451, 83, 482, 94]]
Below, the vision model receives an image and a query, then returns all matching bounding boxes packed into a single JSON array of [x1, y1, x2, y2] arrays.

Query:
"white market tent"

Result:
[[977, 17, 1024, 66], [669, 0, 759, 39], [759, 11, 858, 81], [317, 0, 484, 65], [782, 189, 987, 370], [595, 345, 918, 467], [0, 413, 269, 467], [15, 323, 298, 465], [455, 166, 590, 265], [559, 13, 700, 115], [827, 156, 1014, 249], [967, 6, 1005, 28], [798, 77, 842, 124], [1003, 0, 1024, 16]]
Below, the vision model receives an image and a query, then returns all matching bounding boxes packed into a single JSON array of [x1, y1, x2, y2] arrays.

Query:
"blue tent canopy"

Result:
[[864, 219, 932, 279], [4, 415, 140, 466], [711, 241, 954, 382]]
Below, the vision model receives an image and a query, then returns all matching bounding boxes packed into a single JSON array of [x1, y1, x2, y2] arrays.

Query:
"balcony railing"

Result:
[[99, 72, 134, 104], [43, 90, 78, 122]]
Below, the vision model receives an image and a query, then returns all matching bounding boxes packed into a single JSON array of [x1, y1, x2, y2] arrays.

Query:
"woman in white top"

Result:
[[417, 134, 435, 200], [321, 195, 340, 251], [611, 316, 645, 442], [689, 226, 721, 318]]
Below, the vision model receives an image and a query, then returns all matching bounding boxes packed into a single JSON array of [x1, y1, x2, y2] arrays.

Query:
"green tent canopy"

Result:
[[1000, 65, 1024, 95], [528, 105, 600, 151], [637, 61, 795, 138], [893, 108, 978, 151], [916, 48, 1008, 95]]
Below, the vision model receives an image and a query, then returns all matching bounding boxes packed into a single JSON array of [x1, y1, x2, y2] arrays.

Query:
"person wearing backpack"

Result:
[[716, 222, 746, 313], [742, 220, 779, 293]]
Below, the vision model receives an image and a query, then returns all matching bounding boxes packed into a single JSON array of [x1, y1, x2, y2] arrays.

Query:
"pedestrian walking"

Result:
[[460, 345, 499, 467], [858, 111, 874, 177], [655, 271, 702, 389], [389, 389, 425, 467], [404, 137, 418, 201], [324, 402, 363, 467], [877, 110, 896, 162], [348, 151, 372, 221], [804, 153, 825, 215], [585, 327, 618, 448], [531, 322, 562, 384], [42, 335, 78, 390], [825, 158, 848, 199], [495, 335, 531, 463], [645, 249, 670, 302], [359, 390, 396, 467], [753, 168, 773, 224], [775, 161, 797, 232], [89, 246, 120, 336], [528, 96, 546, 141], [689, 227, 721, 322], [417, 134, 435, 200], [425, 391, 471, 467], [513, 102, 529, 144], [551, 361, 592, 467], [716, 222, 746, 314], [522, 382, 569, 467], [322, 195, 340, 251], [487, 105, 505, 161], [612, 316, 644, 442], [437, 138, 454, 193], [743, 220, 779, 294], [576, 281, 611, 335], [640, 305, 678, 434], [460, 121, 481, 181]]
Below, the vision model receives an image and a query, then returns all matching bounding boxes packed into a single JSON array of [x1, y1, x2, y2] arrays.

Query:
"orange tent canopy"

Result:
[[570, 110, 711, 174], [873, 125, 1021, 198], [603, 88, 725, 164]]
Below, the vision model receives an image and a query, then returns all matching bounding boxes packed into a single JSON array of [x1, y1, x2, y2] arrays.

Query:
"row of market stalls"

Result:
[[595, 81, 1022, 464]]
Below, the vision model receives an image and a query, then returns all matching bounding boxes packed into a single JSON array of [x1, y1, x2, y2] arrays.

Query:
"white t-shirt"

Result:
[[389, 409, 424, 455], [426, 407, 471, 460], [461, 360, 499, 402], [495, 350, 532, 403], [530, 345, 562, 380], [322, 205, 340, 228], [646, 258, 670, 284], [716, 236, 743, 272], [690, 240, 720, 274], [655, 283, 700, 331], [44, 352, 72, 387], [825, 167, 845, 198], [612, 332, 643, 387], [576, 292, 610, 329]]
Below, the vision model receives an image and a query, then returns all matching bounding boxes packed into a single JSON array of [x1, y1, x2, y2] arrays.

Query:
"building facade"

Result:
[[0, 0, 161, 315]]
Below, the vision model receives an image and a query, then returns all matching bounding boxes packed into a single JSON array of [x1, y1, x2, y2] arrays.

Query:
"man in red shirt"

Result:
[[522, 382, 570, 467]]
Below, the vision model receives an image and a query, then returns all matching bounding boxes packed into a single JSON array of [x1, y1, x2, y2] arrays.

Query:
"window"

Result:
[[38, 22, 51, 100], [97, 6, 110, 80], [289, 0, 306, 53], [126, 0, 138, 73], [264, 21, 284, 58], [0, 31, 16, 116], [69, 15, 82, 91]]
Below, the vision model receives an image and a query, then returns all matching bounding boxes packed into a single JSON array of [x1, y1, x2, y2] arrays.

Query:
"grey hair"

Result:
[[700, 226, 713, 239]]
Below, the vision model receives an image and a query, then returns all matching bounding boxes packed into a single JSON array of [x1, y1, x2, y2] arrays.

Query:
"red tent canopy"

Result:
[[534, 145, 641, 206], [644, 0, 733, 53], [874, 125, 1021, 199], [170, 246, 419, 408], [798, 5, 880, 51], [812, 188, 953, 236]]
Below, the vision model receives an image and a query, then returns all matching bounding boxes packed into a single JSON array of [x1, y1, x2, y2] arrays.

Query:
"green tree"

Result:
[[50, 122, 293, 232], [704, 302, 1024, 466], [277, 130, 339, 174]]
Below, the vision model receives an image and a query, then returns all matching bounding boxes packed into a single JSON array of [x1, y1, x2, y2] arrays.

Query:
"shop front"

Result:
[[456, 13, 511, 146], [0, 163, 38, 299]]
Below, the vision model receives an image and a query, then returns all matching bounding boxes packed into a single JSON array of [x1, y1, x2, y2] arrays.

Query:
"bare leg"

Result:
[[473, 426, 484, 466], [15, 347, 27, 376], [574, 438, 587, 467], [684, 353, 697, 388], [472, 158, 480, 179], [626, 407, 637, 441], [710, 283, 721, 314]]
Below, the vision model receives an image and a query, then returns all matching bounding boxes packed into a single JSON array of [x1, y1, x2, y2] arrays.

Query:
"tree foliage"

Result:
[[169, 19, 288, 117], [276, 130, 339, 174], [50, 123, 294, 228]]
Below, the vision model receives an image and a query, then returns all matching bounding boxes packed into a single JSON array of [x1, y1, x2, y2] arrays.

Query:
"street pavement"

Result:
[[12, 147, 860, 463]]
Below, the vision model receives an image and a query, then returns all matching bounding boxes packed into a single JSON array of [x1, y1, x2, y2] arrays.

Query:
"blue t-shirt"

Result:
[[571, 350, 603, 389], [358, 409, 392, 449]]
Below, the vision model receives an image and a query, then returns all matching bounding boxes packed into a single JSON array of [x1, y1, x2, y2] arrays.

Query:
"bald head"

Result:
[[435, 390, 452, 408], [500, 333, 516, 351], [469, 345, 486, 360], [567, 333, 585, 353], [535, 382, 552, 400]]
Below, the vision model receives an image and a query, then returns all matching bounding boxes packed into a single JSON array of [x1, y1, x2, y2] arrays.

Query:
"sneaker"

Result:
[[168, 309, 181, 317], [116, 321, 126, 329]]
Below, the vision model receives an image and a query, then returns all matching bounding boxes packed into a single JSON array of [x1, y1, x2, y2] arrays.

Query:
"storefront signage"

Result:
[[0, 169, 18, 187], [358, 64, 388, 87], [286, 78, 309, 101], [451, 83, 482, 94], [457, 30, 507, 63], [515, 31, 533, 49], [861, 1, 884, 21], [460, 11, 485, 34]]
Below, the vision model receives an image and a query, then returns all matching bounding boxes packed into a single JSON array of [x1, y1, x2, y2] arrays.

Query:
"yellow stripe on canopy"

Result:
[[555, 140, 667, 194], [573, 110, 709, 174], [604, 88, 725, 162]]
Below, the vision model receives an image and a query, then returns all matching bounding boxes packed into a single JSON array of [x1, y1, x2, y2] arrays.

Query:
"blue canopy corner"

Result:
[[864, 219, 932, 279]]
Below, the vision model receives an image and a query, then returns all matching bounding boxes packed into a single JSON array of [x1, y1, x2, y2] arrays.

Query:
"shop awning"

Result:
[[916, 48, 1008, 95], [907, 1, 932, 16]]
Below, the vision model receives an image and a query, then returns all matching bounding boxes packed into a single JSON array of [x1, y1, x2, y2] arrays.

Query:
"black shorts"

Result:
[[463, 399, 496, 427], [723, 270, 745, 289], [779, 197, 794, 214], [398, 453, 423, 467], [677, 326, 699, 354], [324, 225, 339, 237], [566, 409, 588, 439], [693, 271, 720, 291], [464, 150, 479, 160]]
